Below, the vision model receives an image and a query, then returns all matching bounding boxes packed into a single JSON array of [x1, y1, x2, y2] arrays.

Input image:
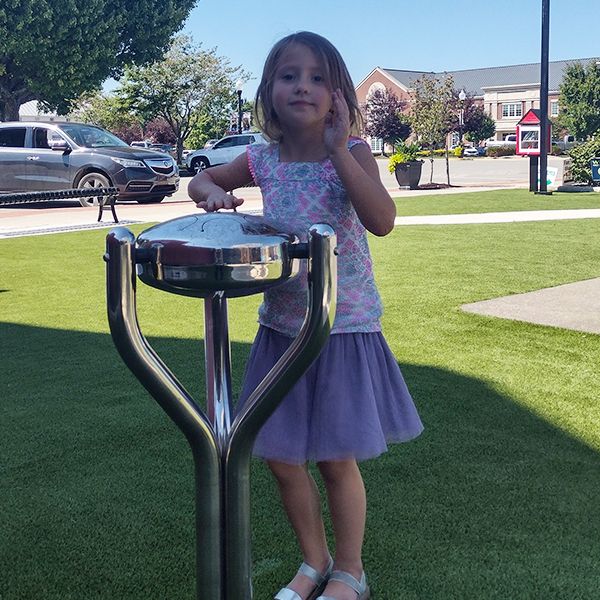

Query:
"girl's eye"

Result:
[[313, 75, 324, 83], [281, 73, 294, 81]]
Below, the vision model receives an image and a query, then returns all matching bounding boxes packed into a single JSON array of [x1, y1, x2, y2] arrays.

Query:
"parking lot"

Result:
[[0, 155, 569, 238]]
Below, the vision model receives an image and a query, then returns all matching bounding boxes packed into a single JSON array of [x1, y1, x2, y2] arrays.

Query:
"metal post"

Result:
[[204, 292, 233, 451], [237, 90, 243, 134], [529, 155, 539, 192], [537, 0, 552, 195]]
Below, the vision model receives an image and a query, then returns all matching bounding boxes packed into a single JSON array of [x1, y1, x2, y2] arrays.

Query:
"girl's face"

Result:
[[271, 43, 333, 132]]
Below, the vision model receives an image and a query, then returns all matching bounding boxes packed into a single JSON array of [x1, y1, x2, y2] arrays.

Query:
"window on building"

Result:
[[369, 137, 383, 154], [550, 101, 559, 117], [502, 103, 523, 118]]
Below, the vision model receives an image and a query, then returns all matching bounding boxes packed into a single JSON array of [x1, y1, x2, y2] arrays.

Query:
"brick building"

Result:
[[356, 57, 599, 150]]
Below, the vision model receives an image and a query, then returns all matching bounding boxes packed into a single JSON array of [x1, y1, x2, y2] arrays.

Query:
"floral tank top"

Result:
[[246, 138, 383, 337]]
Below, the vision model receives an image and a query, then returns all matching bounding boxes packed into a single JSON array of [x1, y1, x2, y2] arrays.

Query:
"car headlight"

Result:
[[111, 157, 146, 168]]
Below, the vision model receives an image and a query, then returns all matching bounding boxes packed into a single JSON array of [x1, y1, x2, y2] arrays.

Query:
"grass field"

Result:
[[393, 188, 600, 216], [1, 208, 600, 599]]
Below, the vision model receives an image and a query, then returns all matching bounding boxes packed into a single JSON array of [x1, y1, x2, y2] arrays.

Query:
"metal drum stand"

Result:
[[104, 212, 337, 599]]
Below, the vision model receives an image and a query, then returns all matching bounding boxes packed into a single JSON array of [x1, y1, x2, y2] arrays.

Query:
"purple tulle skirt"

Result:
[[237, 326, 424, 464]]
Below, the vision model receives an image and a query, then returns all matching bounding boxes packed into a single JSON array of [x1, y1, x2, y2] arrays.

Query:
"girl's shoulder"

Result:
[[348, 136, 369, 151]]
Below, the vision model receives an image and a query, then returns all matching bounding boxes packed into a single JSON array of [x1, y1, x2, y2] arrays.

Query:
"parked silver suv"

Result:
[[0, 122, 179, 206], [186, 133, 268, 174]]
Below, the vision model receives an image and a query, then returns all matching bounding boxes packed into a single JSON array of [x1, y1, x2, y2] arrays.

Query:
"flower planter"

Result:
[[394, 160, 423, 190]]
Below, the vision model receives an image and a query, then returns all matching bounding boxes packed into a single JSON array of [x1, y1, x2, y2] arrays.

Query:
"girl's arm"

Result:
[[329, 143, 396, 236], [325, 89, 396, 236], [188, 152, 254, 211]]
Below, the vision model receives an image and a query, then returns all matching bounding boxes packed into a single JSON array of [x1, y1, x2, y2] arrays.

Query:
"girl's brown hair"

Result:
[[255, 31, 363, 141]]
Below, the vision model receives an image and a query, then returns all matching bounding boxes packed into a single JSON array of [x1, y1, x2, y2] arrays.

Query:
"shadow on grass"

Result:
[[1, 322, 599, 600]]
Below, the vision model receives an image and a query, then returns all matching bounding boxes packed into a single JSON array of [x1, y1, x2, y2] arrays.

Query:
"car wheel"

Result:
[[76, 172, 112, 207], [136, 196, 165, 204], [191, 157, 210, 174]]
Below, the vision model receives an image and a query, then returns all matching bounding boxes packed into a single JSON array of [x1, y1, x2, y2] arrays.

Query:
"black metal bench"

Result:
[[0, 187, 120, 223]]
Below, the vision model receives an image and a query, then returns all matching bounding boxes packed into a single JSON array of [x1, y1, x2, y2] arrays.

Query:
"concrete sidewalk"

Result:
[[462, 278, 600, 334]]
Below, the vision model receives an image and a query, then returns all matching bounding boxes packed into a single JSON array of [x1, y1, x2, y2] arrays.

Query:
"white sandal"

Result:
[[274, 556, 334, 600], [316, 569, 370, 599]]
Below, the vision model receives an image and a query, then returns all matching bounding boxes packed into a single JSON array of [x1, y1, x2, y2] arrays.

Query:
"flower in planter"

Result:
[[388, 143, 422, 173]]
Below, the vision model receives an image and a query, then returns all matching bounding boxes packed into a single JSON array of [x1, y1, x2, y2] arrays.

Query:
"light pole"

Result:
[[235, 79, 243, 134], [458, 89, 466, 148]]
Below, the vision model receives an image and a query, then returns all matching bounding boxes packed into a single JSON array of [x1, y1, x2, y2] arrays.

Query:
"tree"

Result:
[[71, 92, 141, 132], [363, 89, 411, 156], [558, 60, 600, 140], [410, 74, 456, 184], [117, 35, 246, 162], [0, 0, 196, 121], [463, 104, 496, 145]]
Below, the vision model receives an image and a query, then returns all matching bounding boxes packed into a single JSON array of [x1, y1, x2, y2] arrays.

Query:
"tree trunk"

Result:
[[445, 146, 451, 186], [0, 96, 21, 121]]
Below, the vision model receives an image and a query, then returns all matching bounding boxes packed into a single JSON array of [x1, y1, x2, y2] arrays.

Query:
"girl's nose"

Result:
[[294, 76, 309, 94]]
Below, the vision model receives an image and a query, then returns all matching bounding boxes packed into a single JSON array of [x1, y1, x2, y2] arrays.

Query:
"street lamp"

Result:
[[235, 79, 244, 134], [458, 89, 466, 147]]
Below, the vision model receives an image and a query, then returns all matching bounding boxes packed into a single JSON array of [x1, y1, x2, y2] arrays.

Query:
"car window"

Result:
[[213, 138, 236, 149], [33, 128, 53, 149], [0, 127, 27, 148], [59, 124, 129, 148], [235, 136, 252, 146]]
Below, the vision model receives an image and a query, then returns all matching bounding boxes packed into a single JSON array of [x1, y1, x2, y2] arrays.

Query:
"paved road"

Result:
[[0, 155, 571, 238]]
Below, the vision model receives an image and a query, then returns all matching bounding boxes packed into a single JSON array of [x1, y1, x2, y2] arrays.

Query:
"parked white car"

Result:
[[186, 133, 268, 174], [462, 146, 480, 157]]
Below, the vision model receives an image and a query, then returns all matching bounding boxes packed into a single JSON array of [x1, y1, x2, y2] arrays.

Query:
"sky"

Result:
[[179, 0, 598, 100]]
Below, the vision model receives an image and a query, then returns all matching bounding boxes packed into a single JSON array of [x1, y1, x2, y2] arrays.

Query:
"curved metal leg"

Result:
[[105, 228, 223, 598]]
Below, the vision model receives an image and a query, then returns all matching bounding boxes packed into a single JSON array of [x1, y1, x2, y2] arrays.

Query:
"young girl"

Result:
[[188, 31, 423, 600]]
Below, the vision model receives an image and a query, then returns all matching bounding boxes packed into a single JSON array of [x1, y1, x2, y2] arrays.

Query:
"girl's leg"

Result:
[[317, 459, 366, 599], [268, 460, 331, 598]]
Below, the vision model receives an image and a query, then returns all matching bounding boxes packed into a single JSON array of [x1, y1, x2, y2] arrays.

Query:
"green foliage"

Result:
[[117, 35, 247, 162], [567, 133, 600, 183], [463, 106, 496, 145], [0, 0, 196, 120], [388, 143, 422, 172], [409, 75, 456, 149], [557, 60, 600, 140], [185, 113, 229, 150], [70, 92, 141, 132], [486, 145, 516, 157]]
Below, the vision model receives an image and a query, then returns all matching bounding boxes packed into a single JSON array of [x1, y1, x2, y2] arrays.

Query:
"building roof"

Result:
[[379, 57, 600, 97]]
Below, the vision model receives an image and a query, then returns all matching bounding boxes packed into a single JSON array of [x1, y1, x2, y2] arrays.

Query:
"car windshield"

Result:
[[59, 124, 129, 148]]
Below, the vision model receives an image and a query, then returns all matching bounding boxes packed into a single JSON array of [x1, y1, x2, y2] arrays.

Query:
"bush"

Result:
[[416, 148, 445, 157], [550, 144, 563, 156], [568, 134, 600, 183], [486, 145, 516, 157]]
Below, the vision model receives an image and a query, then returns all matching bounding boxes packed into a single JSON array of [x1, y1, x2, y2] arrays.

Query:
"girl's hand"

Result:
[[324, 89, 351, 155], [196, 190, 244, 212]]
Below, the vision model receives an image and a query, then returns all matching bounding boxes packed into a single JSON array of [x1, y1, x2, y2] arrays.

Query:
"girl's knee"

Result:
[[316, 459, 360, 484], [267, 459, 308, 486]]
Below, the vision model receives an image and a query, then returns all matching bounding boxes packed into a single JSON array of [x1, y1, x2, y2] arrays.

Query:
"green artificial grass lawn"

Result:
[[2, 216, 600, 599], [393, 189, 600, 216]]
